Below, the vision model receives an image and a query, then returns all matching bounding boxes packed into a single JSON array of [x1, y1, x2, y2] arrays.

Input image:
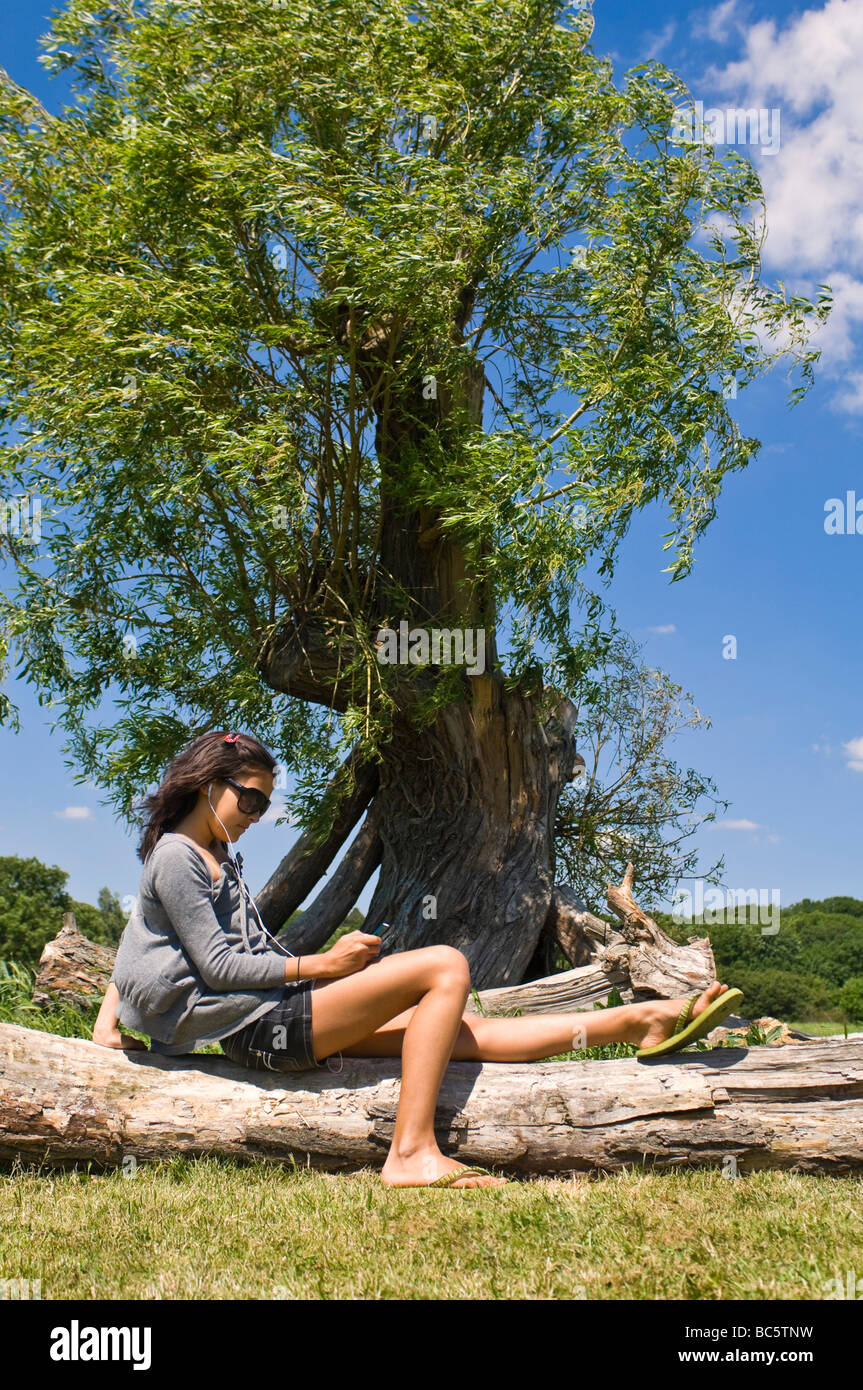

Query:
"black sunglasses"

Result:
[[222, 777, 271, 817]]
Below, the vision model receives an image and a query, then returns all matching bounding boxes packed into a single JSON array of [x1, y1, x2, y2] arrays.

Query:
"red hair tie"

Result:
[[224, 733, 239, 743]]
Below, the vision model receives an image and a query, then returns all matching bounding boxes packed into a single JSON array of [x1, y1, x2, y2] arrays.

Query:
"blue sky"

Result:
[[1, 0, 861, 920]]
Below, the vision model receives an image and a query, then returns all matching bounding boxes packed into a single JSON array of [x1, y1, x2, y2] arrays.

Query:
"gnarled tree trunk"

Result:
[[362, 683, 579, 987], [253, 320, 586, 985]]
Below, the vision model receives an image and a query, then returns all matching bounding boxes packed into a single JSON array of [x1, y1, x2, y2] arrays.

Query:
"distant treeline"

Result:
[[652, 897, 863, 1022]]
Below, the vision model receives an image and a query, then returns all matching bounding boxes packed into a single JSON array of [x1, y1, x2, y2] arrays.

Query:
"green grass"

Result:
[[0, 958, 224, 1053], [1, 1157, 861, 1300], [788, 1019, 859, 1037], [3, 964, 862, 1299]]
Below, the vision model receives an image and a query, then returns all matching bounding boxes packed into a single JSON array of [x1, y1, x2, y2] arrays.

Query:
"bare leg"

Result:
[[309, 946, 507, 1188], [311, 949, 731, 1188], [92, 982, 148, 1050], [336, 982, 732, 1061]]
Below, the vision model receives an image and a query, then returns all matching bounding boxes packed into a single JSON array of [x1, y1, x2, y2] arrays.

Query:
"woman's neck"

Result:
[[169, 822, 225, 855]]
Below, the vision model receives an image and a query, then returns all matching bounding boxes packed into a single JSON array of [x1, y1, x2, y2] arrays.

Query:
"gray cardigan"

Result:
[[111, 832, 292, 1055]]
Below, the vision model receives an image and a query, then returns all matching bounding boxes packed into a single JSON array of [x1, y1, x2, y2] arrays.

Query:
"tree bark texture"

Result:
[[364, 681, 581, 988]]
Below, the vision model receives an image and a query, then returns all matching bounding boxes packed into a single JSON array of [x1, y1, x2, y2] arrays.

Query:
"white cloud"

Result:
[[644, 20, 676, 60], [704, 0, 863, 413], [806, 268, 863, 369], [713, 818, 761, 830], [597, 830, 639, 855], [692, 0, 748, 45], [54, 806, 95, 820], [648, 623, 677, 635], [843, 735, 863, 772], [831, 369, 863, 414], [707, 0, 863, 117]]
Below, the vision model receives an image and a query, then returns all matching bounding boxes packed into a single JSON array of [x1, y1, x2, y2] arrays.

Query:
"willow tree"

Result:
[[0, 0, 827, 987]]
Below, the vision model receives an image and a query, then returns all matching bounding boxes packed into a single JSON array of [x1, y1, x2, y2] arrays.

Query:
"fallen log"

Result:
[[2, 1022, 861, 1175]]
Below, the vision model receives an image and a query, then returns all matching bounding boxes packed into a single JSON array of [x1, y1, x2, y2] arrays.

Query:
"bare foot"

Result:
[[381, 1149, 508, 1189], [632, 982, 730, 1051], [93, 1027, 148, 1051]]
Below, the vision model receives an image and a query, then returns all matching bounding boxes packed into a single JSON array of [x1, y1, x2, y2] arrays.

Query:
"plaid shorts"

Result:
[[219, 980, 342, 1073]]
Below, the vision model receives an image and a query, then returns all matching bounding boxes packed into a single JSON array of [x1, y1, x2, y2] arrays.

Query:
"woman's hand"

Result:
[[92, 981, 148, 1049], [93, 1024, 148, 1050], [321, 930, 382, 978]]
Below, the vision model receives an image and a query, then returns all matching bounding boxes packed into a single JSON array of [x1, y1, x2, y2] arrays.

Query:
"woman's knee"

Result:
[[421, 943, 471, 987]]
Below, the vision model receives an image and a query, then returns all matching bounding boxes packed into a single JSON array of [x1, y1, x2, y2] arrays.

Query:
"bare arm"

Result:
[[284, 953, 336, 982]]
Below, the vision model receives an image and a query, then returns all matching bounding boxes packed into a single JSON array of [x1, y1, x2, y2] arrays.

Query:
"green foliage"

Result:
[[320, 906, 365, 949], [554, 631, 726, 910], [795, 897, 863, 919], [67, 891, 127, 950], [0, 854, 131, 971], [720, 968, 831, 1021], [0, 856, 70, 972], [594, 985, 626, 1009], [655, 897, 863, 1022], [0, 0, 828, 847], [840, 977, 863, 1024], [95, 886, 129, 944], [693, 1020, 785, 1050]]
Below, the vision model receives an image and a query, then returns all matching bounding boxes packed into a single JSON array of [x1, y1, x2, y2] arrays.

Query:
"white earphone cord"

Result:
[[207, 783, 343, 1073], [207, 784, 295, 958]]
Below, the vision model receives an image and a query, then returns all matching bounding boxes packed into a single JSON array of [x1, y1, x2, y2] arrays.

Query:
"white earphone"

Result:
[[207, 781, 295, 958], [207, 781, 344, 1073]]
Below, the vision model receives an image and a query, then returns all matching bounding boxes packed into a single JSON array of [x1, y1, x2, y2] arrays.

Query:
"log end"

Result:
[[32, 915, 115, 1011]]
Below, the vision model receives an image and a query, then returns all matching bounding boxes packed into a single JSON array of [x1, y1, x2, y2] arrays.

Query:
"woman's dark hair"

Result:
[[135, 731, 277, 864]]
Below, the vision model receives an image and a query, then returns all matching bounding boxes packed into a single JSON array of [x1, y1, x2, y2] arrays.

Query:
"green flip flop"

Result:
[[636, 986, 745, 1059], [427, 1165, 506, 1187]]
